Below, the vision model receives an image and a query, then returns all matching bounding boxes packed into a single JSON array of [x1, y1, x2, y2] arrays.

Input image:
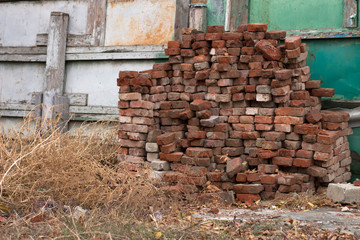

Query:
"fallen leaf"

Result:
[[154, 231, 162, 239]]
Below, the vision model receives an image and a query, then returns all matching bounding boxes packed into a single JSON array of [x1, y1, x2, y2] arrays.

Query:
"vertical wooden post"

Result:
[[42, 12, 69, 124], [224, 0, 231, 31], [174, 0, 190, 40], [344, 0, 358, 28], [238, 0, 249, 26], [86, 0, 107, 46], [189, 3, 207, 32]]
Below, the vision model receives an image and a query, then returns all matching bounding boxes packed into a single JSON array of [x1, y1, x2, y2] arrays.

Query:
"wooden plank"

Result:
[[86, 0, 107, 46], [286, 29, 360, 39], [344, 0, 358, 28], [69, 106, 118, 115], [224, 0, 231, 31], [31, 92, 43, 118], [42, 12, 69, 121], [0, 54, 46, 62], [174, 0, 190, 40], [0, 47, 47, 55], [36, 34, 92, 47], [54, 95, 70, 132], [64, 93, 88, 106], [66, 45, 166, 54], [66, 51, 167, 61], [72, 114, 118, 122], [238, 0, 249, 25], [189, 4, 207, 32]]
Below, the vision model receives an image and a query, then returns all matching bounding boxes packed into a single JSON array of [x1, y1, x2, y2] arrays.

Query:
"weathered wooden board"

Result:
[[42, 12, 68, 121], [64, 93, 88, 106], [174, 0, 190, 40], [36, 34, 92, 47], [344, 0, 358, 28], [189, 4, 207, 32], [86, 0, 107, 46]]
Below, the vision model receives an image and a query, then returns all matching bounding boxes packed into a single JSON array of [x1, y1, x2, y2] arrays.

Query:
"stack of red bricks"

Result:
[[117, 23, 353, 201]]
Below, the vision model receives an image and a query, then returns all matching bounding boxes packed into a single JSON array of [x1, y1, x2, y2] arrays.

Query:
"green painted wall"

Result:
[[249, 0, 344, 30], [206, 0, 226, 26], [305, 39, 360, 100]]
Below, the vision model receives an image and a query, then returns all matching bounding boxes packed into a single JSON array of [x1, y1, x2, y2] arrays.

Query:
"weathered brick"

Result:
[[255, 40, 281, 61], [233, 184, 264, 194], [285, 36, 301, 50], [272, 157, 293, 166]]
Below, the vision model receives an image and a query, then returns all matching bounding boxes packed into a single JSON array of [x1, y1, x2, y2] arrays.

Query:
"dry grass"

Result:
[[0, 114, 172, 217]]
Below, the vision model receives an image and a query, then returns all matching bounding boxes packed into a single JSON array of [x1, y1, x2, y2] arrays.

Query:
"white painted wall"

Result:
[[0, 1, 88, 46], [65, 60, 156, 106], [0, 63, 45, 103]]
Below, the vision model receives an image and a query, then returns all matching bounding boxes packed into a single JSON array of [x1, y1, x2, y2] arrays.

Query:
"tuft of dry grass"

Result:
[[0, 114, 172, 218]]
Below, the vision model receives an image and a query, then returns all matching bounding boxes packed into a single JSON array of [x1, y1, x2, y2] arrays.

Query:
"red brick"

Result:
[[168, 41, 181, 48], [195, 69, 210, 80], [306, 166, 327, 177], [262, 141, 282, 150], [296, 150, 313, 159], [196, 110, 212, 119], [305, 80, 321, 89], [274, 124, 292, 132], [321, 110, 350, 123], [257, 150, 278, 159], [266, 30, 286, 40], [255, 40, 281, 61], [212, 40, 226, 48], [193, 54, 211, 63], [222, 32, 242, 40], [275, 107, 305, 117], [207, 25, 225, 33], [212, 63, 231, 72], [278, 149, 295, 157], [151, 71, 168, 79], [291, 91, 310, 100], [186, 147, 212, 158], [272, 157, 293, 166], [164, 172, 206, 186], [247, 23, 268, 32], [192, 41, 210, 49], [205, 33, 222, 41], [180, 63, 194, 71], [274, 69, 293, 80], [294, 124, 319, 135], [274, 116, 304, 125], [119, 71, 139, 79], [190, 99, 211, 111], [263, 131, 285, 141], [311, 88, 335, 97], [157, 133, 175, 145], [233, 184, 264, 194], [271, 79, 292, 88], [293, 158, 313, 168], [236, 173, 247, 182], [317, 130, 340, 144], [236, 194, 261, 203], [165, 48, 180, 56], [286, 47, 301, 59], [261, 174, 278, 185], [188, 131, 206, 139], [271, 85, 290, 96], [247, 173, 261, 182], [258, 164, 278, 174], [285, 36, 301, 50], [160, 142, 177, 153]]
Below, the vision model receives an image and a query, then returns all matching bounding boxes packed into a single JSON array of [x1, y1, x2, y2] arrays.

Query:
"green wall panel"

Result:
[[249, 0, 344, 30], [306, 38, 360, 100], [206, 0, 226, 26]]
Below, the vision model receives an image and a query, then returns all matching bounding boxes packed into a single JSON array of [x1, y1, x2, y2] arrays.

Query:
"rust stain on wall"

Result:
[[105, 0, 176, 46]]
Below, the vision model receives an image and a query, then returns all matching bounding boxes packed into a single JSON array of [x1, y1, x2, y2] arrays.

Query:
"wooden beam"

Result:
[[36, 34, 92, 47], [86, 0, 107, 46], [42, 12, 69, 121], [53, 95, 70, 132], [238, 0, 249, 25], [344, 0, 358, 28], [189, 4, 207, 32], [174, 0, 190, 40]]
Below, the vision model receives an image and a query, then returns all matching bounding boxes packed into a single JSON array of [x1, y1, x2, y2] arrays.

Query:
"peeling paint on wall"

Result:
[[105, 0, 176, 46]]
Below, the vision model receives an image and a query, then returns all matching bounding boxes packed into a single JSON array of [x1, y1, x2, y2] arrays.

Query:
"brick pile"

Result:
[[116, 23, 353, 202]]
